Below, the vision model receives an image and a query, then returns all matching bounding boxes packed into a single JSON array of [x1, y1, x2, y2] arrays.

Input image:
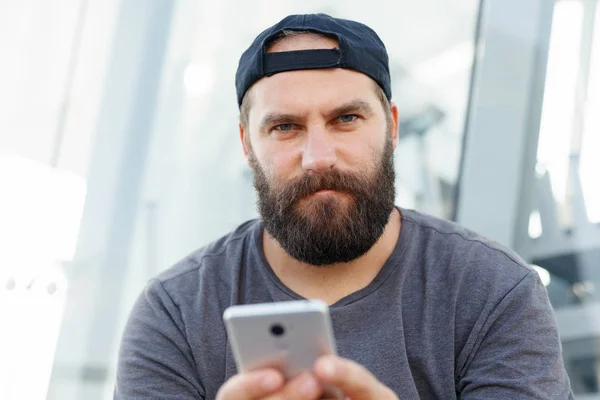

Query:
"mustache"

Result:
[[273, 168, 372, 202]]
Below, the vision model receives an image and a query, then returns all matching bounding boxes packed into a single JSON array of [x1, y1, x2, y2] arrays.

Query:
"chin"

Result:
[[297, 195, 354, 224]]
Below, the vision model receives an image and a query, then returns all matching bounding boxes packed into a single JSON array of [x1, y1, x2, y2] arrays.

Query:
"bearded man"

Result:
[[115, 13, 573, 400]]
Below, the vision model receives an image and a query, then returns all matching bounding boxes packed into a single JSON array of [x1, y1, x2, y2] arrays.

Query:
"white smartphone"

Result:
[[223, 300, 338, 381]]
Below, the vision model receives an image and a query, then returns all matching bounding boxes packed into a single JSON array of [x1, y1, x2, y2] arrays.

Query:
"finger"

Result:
[[263, 372, 323, 400], [314, 355, 397, 399], [216, 369, 284, 400]]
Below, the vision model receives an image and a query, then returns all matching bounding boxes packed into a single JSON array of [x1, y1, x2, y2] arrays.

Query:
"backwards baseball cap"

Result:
[[235, 13, 391, 107]]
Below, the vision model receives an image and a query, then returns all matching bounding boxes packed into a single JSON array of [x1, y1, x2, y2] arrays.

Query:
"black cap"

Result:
[[235, 13, 391, 107]]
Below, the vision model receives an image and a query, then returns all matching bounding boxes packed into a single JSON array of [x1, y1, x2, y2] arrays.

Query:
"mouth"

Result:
[[305, 189, 352, 200], [295, 190, 354, 212], [311, 190, 338, 196]]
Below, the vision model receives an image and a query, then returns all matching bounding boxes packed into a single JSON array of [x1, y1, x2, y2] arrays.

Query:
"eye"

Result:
[[273, 123, 296, 132], [338, 114, 358, 123]]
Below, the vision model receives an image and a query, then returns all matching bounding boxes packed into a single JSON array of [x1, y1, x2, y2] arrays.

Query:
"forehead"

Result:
[[248, 67, 381, 119], [243, 33, 385, 127]]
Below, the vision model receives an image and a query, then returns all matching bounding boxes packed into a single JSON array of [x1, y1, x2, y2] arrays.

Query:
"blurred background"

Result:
[[0, 0, 598, 398]]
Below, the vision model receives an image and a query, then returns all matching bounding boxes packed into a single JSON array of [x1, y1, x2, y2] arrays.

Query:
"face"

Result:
[[240, 35, 399, 266]]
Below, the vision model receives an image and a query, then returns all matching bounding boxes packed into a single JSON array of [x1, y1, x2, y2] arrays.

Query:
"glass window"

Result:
[[533, 0, 600, 396]]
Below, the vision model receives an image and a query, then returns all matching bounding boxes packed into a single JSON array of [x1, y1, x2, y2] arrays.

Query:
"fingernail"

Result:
[[262, 374, 279, 390], [322, 359, 336, 378], [299, 375, 318, 396]]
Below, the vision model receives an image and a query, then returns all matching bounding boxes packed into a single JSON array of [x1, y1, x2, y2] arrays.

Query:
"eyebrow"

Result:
[[259, 112, 306, 133], [322, 99, 375, 120], [258, 99, 375, 132]]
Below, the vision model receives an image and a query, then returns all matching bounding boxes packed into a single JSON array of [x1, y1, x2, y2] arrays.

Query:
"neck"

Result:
[[262, 208, 402, 306]]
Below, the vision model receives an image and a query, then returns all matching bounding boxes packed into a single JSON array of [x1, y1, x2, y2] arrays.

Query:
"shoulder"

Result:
[[150, 219, 260, 295], [398, 210, 553, 370], [401, 208, 526, 265], [400, 208, 535, 286]]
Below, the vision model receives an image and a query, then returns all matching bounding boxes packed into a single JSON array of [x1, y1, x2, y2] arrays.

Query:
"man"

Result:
[[115, 13, 573, 399]]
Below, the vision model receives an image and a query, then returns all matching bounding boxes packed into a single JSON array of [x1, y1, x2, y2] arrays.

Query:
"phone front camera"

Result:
[[270, 324, 285, 337]]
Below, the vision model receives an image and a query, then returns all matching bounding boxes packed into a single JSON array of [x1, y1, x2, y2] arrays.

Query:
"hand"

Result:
[[216, 355, 399, 400], [313, 355, 399, 400], [216, 368, 324, 400]]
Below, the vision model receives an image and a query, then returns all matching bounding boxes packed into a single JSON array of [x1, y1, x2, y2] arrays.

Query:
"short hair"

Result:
[[239, 30, 391, 131]]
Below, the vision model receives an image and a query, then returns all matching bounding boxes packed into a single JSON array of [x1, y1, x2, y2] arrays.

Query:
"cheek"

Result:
[[259, 142, 301, 176], [338, 137, 383, 170], [334, 122, 387, 166], [253, 147, 299, 185]]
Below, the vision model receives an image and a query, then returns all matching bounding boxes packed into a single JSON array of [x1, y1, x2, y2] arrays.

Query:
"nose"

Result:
[[301, 127, 337, 172]]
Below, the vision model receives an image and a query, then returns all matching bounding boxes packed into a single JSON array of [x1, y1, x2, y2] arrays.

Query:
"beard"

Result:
[[249, 135, 396, 266]]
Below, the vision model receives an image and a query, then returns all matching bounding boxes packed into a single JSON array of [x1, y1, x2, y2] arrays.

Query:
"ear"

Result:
[[239, 123, 252, 167], [389, 102, 400, 150]]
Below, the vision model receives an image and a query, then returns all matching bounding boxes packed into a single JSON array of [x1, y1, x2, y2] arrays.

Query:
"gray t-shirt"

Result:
[[115, 208, 573, 399]]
